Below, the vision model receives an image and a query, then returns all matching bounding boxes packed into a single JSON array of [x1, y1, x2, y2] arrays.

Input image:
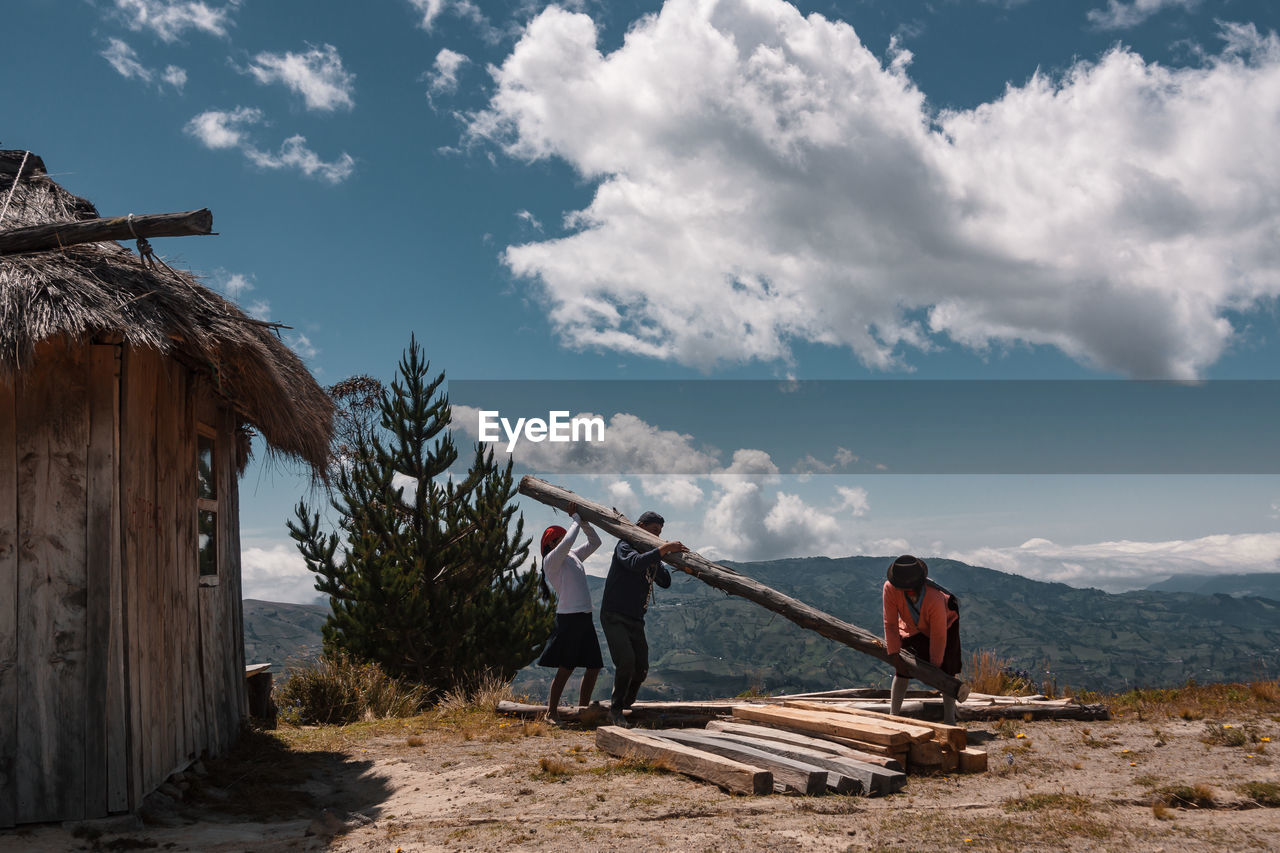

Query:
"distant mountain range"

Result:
[[244, 558, 1280, 697], [1146, 572, 1280, 601], [243, 599, 328, 669]]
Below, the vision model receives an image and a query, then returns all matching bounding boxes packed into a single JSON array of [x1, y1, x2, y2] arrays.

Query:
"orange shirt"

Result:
[[882, 580, 957, 667]]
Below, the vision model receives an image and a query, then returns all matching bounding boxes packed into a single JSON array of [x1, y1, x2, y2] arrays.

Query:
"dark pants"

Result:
[[601, 610, 648, 710], [895, 618, 962, 677]]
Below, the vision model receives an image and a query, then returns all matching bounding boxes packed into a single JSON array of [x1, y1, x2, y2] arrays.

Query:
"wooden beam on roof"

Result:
[[517, 475, 969, 700], [0, 209, 214, 256]]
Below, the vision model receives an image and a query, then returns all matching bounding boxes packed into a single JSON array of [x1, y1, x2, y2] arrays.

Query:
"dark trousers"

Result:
[[601, 610, 648, 710]]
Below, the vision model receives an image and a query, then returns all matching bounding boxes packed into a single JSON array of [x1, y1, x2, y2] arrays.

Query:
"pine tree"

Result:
[[288, 336, 554, 693]]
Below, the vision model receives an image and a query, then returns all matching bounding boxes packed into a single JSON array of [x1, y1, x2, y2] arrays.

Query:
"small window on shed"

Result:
[[197, 430, 219, 582]]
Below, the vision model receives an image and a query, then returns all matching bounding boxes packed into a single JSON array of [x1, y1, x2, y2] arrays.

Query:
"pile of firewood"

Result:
[[595, 702, 986, 796]]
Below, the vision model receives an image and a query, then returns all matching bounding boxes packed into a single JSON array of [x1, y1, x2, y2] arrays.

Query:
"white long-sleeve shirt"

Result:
[[543, 513, 601, 614]]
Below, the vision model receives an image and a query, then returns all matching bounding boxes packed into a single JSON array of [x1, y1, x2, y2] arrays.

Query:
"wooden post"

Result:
[[517, 476, 969, 701], [0, 210, 214, 256]]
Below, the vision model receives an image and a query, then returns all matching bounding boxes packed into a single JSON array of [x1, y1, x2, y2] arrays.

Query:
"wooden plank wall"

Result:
[[0, 343, 247, 828], [14, 341, 90, 823], [0, 377, 18, 828], [84, 344, 122, 816], [121, 345, 159, 801]]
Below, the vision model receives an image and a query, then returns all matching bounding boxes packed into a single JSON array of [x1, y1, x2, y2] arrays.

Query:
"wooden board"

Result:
[[15, 341, 90, 822], [155, 358, 183, 778], [693, 730, 907, 795], [595, 726, 772, 795], [959, 747, 988, 773], [644, 730, 829, 795], [705, 720, 904, 771], [0, 378, 17, 827], [783, 701, 937, 743], [733, 705, 910, 748], [121, 345, 158, 802], [83, 344, 118, 817], [786, 701, 966, 750], [101, 346, 128, 813]]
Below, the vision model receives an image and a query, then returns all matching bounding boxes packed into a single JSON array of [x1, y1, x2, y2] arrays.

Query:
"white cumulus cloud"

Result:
[[245, 136, 356, 183], [246, 44, 355, 112], [101, 38, 186, 91], [428, 48, 470, 96], [470, 1, 1280, 379], [241, 544, 318, 603], [186, 109, 355, 183], [113, 0, 236, 42], [1087, 0, 1198, 30], [185, 106, 262, 149]]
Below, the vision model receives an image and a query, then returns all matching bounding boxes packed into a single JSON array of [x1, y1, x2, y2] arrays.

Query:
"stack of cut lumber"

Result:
[[731, 701, 986, 775], [593, 702, 987, 797]]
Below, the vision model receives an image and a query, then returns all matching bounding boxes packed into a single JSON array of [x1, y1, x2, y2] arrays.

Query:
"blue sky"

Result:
[[7, 0, 1280, 600]]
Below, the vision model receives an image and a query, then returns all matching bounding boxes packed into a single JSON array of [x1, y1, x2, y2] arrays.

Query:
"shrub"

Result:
[[275, 651, 428, 725], [1238, 781, 1280, 807], [1153, 784, 1215, 809]]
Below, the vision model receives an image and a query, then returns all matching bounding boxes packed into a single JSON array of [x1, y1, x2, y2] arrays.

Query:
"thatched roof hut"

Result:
[[0, 149, 333, 470], [0, 150, 333, 826]]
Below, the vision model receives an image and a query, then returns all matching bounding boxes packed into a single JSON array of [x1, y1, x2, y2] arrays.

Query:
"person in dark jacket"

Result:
[[600, 510, 686, 727]]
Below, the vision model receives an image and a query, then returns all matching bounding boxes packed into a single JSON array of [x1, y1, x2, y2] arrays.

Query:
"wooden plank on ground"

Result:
[[693, 729, 906, 795], [595, 726, 772, 795], [783, 701, 936, 743], [733, 705, 910, 747], [644, 730, 829, 795], [16, 341, 90, 822], [705, 721, 904, 771], [959, 747, 988, 773], [0, 378, 17, 828], [787, 701, 967, 750]]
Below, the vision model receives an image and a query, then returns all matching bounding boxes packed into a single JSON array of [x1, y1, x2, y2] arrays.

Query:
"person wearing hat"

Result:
[[600, 510, 687, 727], [883, 554, 962, 724], [537, 502, 604, 724]]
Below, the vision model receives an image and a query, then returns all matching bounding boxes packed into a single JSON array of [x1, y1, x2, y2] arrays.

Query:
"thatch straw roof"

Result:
[[0, 150, 333, 475]]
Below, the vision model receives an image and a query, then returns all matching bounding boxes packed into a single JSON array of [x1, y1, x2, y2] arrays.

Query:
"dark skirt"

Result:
[[896, 618, 962, 677], [538, 611, 604, 670]]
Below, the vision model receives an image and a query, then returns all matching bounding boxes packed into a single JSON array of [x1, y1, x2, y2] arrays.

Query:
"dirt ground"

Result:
[[4, 708, 1280, 853]]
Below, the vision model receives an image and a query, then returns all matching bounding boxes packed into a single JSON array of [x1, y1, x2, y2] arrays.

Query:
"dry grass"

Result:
[[534, 756, 575, 779], [275, 652, 428, 725], [1002, 791, 1094, 815], [1079, 680, 1280, 721], [595, 753, 677, 776], [966, 650, 1036, 696], [1238, 781, 1280, 807], [1153, 783, 1216, 809]]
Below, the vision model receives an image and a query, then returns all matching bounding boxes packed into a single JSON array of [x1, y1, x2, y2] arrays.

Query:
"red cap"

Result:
[[541, 525, 567, 556]]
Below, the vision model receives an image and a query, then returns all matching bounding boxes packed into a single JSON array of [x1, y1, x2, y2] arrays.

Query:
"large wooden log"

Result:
[[0, 209, 213, 255], [517, 476, 968, 700], [595, 726, 772, 795]]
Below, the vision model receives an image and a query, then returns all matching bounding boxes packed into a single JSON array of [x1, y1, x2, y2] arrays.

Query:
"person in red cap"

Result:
[[883, 554, 961, 724], [537, 502, 604, 723]]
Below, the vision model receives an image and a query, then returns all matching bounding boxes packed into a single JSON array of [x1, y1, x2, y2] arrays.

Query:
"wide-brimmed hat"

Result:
[[541, 525, 567, 556], [887, 554, 928, 589]]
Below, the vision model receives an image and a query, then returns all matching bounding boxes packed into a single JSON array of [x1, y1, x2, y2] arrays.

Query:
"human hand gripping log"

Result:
[[517, 476, 970, 701]]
